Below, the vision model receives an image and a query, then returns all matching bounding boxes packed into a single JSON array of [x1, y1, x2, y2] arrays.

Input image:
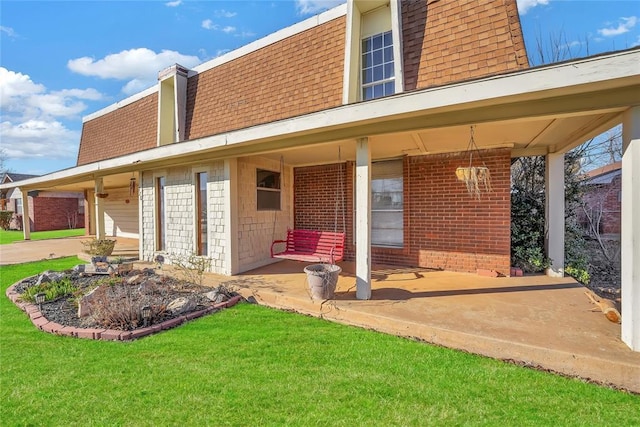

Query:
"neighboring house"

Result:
[[1, 0, 639, 351], [0, 173, 84, 231], [579, 162, 622, 237]]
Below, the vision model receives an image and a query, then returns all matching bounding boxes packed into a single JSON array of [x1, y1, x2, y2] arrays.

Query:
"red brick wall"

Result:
[[402, 0, 528, 91], [32, 197, 84, 232], [294, 149, 511, 275], [185, 16, 346, 141], [579, 176, 621, 235], [77, 94, 158, 165]]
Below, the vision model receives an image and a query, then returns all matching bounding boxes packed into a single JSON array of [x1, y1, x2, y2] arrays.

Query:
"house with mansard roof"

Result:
[[1, 0, 639, 352]]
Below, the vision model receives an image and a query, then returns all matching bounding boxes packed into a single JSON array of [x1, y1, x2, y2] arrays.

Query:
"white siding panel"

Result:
[[103, 187, 139, 238]]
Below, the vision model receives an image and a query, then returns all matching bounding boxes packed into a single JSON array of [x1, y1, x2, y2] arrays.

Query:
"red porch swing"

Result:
[[270, 150, 346, 264]]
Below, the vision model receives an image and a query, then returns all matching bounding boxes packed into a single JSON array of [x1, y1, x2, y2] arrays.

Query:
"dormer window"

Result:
[[343, 0, 403, 104], [362, 30, 394, 100]]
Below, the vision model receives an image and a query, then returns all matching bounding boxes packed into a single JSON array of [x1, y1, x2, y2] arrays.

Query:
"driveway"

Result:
[[0, 237, 86, 265], [0, 236, 139, 265]]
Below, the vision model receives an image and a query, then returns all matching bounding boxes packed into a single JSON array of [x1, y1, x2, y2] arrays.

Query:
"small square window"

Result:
[[257, 169, 281, 211]]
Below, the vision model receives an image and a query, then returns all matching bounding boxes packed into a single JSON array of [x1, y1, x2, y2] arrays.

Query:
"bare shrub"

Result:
[[86, 279, 171, 330], [170, 253, 212, 286]]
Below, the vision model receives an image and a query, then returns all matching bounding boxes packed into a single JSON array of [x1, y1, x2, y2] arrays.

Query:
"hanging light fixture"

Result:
[[129, 173, 137, 197]]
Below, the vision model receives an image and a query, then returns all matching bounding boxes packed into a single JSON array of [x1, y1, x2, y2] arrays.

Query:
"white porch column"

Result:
[[223, 159, 239, 275], [94, 177, 106, 240], [545, 152, 565, 277], [622, 106, 640, 351], [355, 137, 372, 300], [20, 189, 31, 240]]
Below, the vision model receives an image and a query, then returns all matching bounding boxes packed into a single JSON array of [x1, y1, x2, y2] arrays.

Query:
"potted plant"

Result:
[[81, 238, 117, 256], [304, 263, 341, 300]]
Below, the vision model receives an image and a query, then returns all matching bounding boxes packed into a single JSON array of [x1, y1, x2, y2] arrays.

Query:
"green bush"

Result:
[[0, 211, 13, 230], [20, 278, 78, 303]]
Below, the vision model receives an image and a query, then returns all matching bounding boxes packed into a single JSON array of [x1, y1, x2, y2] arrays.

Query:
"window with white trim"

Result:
[[361, 30, 395, 101], [371, 159, 403, 247], [15, 197, 23, 215], [195, 172, 208, 256], [257, 169, 281, 211]]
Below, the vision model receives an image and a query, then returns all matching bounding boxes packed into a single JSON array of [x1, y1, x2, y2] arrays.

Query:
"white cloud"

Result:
[[0, 26, 18, 38], [214, 9, 237, 18], [235, 31, 256, 39], [67, 48, 201, 94], [0, 68, 102, 120], [0, 120, 79, 160], [295, 0, 345, 15], [516, 0, 550, 15], [165, 0, 182, 7], [202, 19, 216, 30], [202, 21, 238, 35], [598, 16, 638, 37], [0, 68, 99, 163]]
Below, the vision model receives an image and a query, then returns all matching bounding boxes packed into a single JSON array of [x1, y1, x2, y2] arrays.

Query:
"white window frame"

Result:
[[193, 167, 210, 257], [371, 159, 404, 248], [256, 168, 281, 211], [361, 30, 395, 101]]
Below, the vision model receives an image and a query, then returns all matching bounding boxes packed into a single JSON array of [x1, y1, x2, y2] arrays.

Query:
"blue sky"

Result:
[[1, 0, 638, 175]]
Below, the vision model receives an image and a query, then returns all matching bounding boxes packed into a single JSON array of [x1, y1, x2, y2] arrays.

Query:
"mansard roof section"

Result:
[[402, 0, 529, 92], [77, 91, 158, 166], [184, 13, 346, 141]]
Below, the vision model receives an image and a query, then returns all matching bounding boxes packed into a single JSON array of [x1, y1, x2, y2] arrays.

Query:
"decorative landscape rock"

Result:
[[205, 290, 230, 304], [167, 297, 196, 315], [77, 287, 99, 318], [35, 271, 65, 286]]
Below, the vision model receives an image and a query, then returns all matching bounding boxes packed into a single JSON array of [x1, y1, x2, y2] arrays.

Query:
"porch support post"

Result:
[[20, 189, 31, 240], [94, 177, 106, 240], [545, 152, 564, 277], [355, 137, 372, 300], [224, 159, 239, 275], [621, 106, 640, 351]]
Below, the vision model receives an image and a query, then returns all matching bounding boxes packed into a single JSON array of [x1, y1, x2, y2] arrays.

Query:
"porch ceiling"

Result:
[[258, 108, 624, 166]]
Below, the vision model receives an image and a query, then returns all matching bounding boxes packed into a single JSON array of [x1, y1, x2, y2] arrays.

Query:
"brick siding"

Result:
[[77, 94, 158, 165], [32, 197, 84, 232], [579, 176, 622, 235], [402, 0, 528, 91], [294, 149, 511, 275], [185, 17, 346, 141]]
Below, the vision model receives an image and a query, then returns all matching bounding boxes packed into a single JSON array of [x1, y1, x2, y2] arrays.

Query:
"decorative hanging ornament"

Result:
[[129, 175, 137, 196]]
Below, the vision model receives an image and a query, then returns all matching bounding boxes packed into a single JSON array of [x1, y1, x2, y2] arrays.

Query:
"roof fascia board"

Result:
[[5, 49, 639, 192]]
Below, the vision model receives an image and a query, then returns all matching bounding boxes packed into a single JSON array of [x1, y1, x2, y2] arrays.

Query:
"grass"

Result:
[[1, 258, 639, 426], [0, 228, 85, 245]]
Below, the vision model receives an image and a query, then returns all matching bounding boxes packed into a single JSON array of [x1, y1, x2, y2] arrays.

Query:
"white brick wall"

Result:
[[207, 162, 226, 273], [140, 156, 291, 274]]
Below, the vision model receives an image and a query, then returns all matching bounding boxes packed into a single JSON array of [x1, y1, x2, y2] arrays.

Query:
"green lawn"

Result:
[[1, 258, 638, 426], [0, 228, 85, 245]]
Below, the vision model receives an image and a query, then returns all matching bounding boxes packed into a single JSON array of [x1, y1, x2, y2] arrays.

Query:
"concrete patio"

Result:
[[224, 260, 640, 393]]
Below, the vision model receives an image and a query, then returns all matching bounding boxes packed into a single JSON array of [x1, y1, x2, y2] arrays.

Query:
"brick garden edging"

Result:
[[5, 282, 243, 341]]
